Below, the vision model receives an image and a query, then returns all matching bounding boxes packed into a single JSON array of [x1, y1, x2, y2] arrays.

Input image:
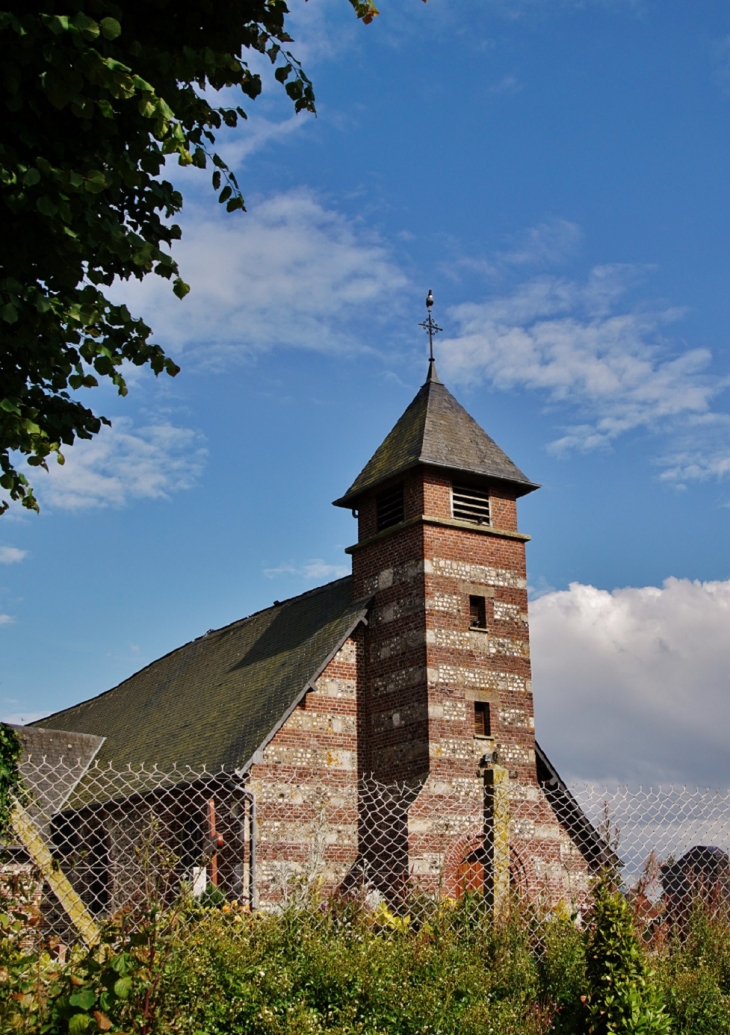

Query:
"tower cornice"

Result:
[[345, 512, 531, 555]]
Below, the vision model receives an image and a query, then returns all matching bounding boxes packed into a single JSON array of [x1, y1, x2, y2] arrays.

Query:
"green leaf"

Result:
[[69, 990, 97, 1010], [68, 1013, 93, 1034], [113, 976, 132, 999], [173, 278, 190, 300], [71, 12, 100, 40], [22, 168, 41, 187], [138, 97, 157, 119], [0, 304, 18, 324], [83, 171, 107, 194], [48, 14, 70, 33], [36, 196, 58, 217], [218, 185, 232, 204], [100, 17, 122, 40]]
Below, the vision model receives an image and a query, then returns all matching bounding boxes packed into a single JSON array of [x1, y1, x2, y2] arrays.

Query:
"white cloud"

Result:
[[441, 265, 724, 451], [283, 0, 360, 67], [0, 547, 26, 564], [444, 218, 582, 282], [264, 558, 349, 580], [659, 449, 730, 486], [36, 419, 207, 511], [115, 195, 727, 473], [217, 114, 308, 169], [498, 218, 581, 267], [115, 191, 407, 367], [530, 577, 730, 786], [0, 614, 15, 625], [656, 415, 730, 487]]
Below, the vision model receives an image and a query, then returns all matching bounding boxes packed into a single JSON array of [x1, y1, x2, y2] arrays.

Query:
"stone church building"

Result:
[[30, 359, 606, 914]]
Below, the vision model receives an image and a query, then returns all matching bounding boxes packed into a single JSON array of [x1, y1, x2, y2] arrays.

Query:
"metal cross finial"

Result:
[[419, 289, 442, 363]]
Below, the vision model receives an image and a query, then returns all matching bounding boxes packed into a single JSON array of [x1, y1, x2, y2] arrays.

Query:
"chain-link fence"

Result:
[[3, 755, 729, 945]]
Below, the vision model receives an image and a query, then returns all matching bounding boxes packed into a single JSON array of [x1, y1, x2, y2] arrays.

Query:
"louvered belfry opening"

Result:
[[452, 482, 491, 525], [376, 482, 405, 532]]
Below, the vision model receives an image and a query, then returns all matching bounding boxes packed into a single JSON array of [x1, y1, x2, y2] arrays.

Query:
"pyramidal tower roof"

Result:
[[333, 361, 539, 508]]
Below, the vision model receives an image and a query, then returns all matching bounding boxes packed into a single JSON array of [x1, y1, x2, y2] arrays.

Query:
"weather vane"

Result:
[[418, 289, 442, 363]]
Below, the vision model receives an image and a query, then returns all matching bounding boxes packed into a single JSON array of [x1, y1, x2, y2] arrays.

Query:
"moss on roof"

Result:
[[34, 578, 366, 774], [334, 364, 538, 507]]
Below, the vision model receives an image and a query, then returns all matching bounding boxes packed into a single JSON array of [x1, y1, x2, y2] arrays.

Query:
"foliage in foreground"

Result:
[[0, 724, 21, 836], [1, 888, 729, 1035], [0, 0, 381, 514], [654, 906, 730, 1035], [583, 881, 671, 1034]]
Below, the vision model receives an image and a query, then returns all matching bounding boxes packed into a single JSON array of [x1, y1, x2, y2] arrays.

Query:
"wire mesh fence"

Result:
[[3, 755, 729, 945]]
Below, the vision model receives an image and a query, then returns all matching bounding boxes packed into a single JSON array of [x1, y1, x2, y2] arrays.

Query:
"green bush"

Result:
[[655, 906, 730, 1034], [163, 905, 550, 1035], [583, 881, 671, 1035], [537, 914, 586, 1034], [2, 887, 730, 1035], [0, 723, 22, 836]]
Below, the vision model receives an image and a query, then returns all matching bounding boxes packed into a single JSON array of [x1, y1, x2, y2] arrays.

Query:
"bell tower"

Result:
[[333, 351, 540, 791]]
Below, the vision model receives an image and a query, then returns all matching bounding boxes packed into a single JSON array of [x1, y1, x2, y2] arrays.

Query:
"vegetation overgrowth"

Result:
[[0, 723, 22, 836], [1, 883, 729, 1035]]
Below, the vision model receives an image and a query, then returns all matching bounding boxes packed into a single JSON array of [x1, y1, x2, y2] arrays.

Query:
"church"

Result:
[[28, 346, 607, 915]]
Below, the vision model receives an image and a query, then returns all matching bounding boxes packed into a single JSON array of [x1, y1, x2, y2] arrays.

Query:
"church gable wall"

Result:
[[248, 634, 362, 909]]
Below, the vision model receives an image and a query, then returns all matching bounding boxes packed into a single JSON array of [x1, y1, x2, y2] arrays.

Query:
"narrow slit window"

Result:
[[452, 483, 490, 524], [469, 595, 486, 630], [376, 483, 405, 532], [474, 701, 491, 737]]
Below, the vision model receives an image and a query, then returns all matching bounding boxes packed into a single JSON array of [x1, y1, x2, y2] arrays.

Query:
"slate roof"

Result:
[[8, 725, 105, 825], [333, 363, 539, 507], [33, 578, 367, 774], [536, 743, 617, 872]]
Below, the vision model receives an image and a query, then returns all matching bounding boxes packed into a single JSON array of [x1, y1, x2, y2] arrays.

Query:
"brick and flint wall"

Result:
[[248, 462, 592, 909], [249, 635, 362, 908], [349, 465, 592, 902], [350, 466, 534, 787]]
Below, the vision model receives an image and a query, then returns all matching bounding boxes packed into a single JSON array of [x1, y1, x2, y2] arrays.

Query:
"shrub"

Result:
[[161, 904, 551, 1035], [3, 888, 730, 1035], [583, 881, 671, 1035], [536, 914, 586, 1034], [655, 905, 730, 1034], [0, 724, 22, 836]]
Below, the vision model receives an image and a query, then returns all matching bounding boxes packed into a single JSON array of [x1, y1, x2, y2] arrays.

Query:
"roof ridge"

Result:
[[200, 573, 353, 639], [33, 575, 353, 727]]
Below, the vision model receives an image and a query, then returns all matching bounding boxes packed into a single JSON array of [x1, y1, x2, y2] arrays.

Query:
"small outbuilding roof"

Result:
[[33, 578, 368, 774], [334, 364, 539, 507], [9, 725, 105, 822]]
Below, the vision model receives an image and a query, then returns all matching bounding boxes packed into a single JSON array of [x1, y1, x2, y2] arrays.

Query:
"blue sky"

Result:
[[2, 0, 729, 785]]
